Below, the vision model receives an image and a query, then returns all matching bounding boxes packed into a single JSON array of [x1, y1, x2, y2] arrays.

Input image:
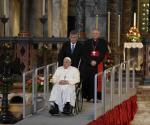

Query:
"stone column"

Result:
[[52, 0, 61, 62], [9, 0, 20, 36], [46, 0, 53, 64], [30, 0, 43, 68], [107, 0, 118, 64], [60, 0, 68, 37], [121, 0, 132, 46], [30, 0, 42, 37], [143, 39, 150, 85], [5, 0, 9, 36], [17, 0, 31, 71], [108, 0, 118, 45], [0, 0, 9, 36], [48, 0, 53, 37], [52, 0, 61, 37], [121, 0, 132, 63], [20, 0, 30, 33], [76, 0, 86, 38], [0, 0, 4, 36]]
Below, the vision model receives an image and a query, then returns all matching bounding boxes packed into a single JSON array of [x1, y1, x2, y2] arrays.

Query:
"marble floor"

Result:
[[131, 101, 150, 125], [131, 86, 150, 125], [1, 85, 149, 125]]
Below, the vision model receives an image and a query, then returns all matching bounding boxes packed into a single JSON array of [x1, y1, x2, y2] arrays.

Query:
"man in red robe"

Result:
[[82, 29, 108, 101]]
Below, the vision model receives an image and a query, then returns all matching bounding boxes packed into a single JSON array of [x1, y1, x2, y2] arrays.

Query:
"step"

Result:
[[137, 85, 150, 94], [137, 95, 150, 101]]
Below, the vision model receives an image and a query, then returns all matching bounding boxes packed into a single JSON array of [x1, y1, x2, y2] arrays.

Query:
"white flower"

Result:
[[40, 82, 44, 85]]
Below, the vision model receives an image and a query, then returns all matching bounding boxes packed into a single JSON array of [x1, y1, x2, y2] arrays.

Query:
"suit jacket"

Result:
[[58, 41, 83, 68]]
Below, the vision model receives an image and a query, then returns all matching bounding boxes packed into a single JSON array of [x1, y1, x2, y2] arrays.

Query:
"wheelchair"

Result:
[[72, 81, 83, 115], [48, 78, 83, 115]]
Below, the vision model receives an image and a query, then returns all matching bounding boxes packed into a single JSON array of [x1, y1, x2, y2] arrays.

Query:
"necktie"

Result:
[[71, 44, 75, 53]]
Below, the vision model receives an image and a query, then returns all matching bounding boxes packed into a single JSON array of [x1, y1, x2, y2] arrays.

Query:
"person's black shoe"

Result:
[[86, 97, 92, 102], [62, 102, 73, 114], [49, 102, 59, 115], [97, 92, 101, 100]]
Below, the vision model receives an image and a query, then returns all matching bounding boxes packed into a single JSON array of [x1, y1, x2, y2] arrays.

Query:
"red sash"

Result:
[[97, 62, 103, 92], [90, 50, 108, 92], [97, 52, 109, 92], [90, 50, 102, 92]]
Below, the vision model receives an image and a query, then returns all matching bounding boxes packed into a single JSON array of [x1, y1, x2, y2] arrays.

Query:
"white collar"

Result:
[[71, 43, 76, 46]]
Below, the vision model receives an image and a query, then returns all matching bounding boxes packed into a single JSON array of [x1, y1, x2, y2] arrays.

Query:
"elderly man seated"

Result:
[[49, 57, 80, 115]]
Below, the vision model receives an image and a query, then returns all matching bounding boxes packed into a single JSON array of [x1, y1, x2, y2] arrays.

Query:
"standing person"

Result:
[[82, 29, 108, 101], [49, 57, 80, 115], [58, 30, 83, 68]]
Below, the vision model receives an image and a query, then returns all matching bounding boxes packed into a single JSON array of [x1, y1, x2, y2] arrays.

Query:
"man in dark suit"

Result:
[[82, 29, 108, 101], [58, 30, 83, 68]]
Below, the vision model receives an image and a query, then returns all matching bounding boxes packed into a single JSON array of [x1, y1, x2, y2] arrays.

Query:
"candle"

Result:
[[117, 15, 120, 46], [42, 0, 45, 16], [4, 0, 6, 16], [133, 12, 136, 27], [108, 12, 110, 42], [96, 14, 99, 30]]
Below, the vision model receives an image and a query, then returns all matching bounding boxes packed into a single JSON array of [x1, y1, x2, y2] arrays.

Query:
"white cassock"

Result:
[[48, 66, 80, 112]]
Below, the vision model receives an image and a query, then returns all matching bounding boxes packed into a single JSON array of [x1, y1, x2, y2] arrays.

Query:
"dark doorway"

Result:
[[68, 16, 76, 36]]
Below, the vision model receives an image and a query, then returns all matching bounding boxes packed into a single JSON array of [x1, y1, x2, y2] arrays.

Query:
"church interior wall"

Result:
[[85, 0, 107, 38], [0, 2, 149, 118], [0, 0, 146, 71]]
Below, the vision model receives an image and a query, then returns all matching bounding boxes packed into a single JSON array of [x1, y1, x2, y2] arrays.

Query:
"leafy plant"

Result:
[[26, 75, 53, 92]]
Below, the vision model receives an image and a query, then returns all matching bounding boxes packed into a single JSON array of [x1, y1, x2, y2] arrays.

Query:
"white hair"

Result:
[[64, 57, 71, 62]]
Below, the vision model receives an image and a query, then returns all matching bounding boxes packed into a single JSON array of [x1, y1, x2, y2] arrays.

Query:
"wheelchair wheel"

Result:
[[76, 90, 83, 112], [72, 102, 78, 115]]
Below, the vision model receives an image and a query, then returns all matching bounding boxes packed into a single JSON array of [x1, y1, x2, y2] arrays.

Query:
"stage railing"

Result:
[[22, 59, 136, 120], [22, 63, 57, 119], [94, 58, 136, 120]]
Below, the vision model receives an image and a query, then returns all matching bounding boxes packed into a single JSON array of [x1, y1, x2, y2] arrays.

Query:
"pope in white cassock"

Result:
[[49, 57, 80, 115]]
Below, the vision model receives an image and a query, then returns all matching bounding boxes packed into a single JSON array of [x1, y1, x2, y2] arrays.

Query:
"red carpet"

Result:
[[87, 95, 137, 125]]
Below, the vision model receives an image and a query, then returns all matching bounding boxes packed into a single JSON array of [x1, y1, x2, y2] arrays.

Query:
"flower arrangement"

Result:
[[26, 74, 53, 92], [104, 53, 114, 69], [126, 26, 141, 42]]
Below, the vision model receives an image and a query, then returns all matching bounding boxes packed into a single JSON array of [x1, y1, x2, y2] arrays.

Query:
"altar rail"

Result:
[[93, 58, 136, 120], [0, 36, 86, 43]]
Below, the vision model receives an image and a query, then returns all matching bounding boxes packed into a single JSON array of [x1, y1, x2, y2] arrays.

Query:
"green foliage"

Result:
[[27, 76, 53, 93], [0, 75, 15, 93]]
